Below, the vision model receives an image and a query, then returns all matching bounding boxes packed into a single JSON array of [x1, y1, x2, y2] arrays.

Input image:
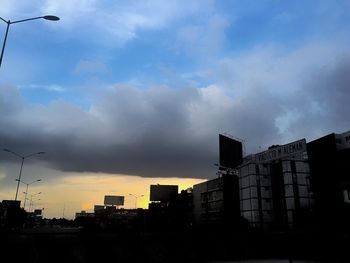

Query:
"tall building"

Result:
[[192, 134, 242, 226], [307, 130, 350, 228], [237, 139, 313, 231]]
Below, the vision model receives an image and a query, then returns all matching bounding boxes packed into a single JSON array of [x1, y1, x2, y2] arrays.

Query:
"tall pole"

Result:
[[62, 202, 66, 218], [30, 198, 41, 212], [25, 192, 41, 212], [29, 196, 33, 212], [15, 157, 24, 201], [4, 149, 45, 201], [17, 179, 42, 209], [0, 20, 10, 68], [24, 183, 29, 209]]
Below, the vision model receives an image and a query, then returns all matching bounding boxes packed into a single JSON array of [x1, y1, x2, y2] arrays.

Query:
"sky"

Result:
[[1, 0, 350, 218]]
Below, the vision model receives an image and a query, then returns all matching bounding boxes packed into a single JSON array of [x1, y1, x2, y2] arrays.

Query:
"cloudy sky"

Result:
[[1, 0, 350, 218]]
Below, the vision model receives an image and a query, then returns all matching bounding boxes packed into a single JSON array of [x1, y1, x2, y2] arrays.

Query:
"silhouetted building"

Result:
[[150, 184, 178, 202], [0, 200, 26, 229], [237, 139, 313, 231], [94, 205, 105, 213], [307, 130, 350, 229], [147, 185, 194, 229], [192, 171, 240, 225], [75, 210, 94, 219]]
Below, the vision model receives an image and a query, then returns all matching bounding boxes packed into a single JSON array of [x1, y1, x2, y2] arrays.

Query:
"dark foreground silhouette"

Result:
[[1, 223, 349, 263]]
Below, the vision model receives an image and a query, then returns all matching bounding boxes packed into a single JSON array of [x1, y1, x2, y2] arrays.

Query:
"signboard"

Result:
[[150, 185, 178, 202], [255, 139, 307, 163], [94, 205, 105, 212], [2, 200, 21, 208], [219, 134, 243, 169], [104, 195, 124, 206], [34, 209, 42, 215]]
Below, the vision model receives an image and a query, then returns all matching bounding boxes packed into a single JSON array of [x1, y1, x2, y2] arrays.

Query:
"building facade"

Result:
[[237, 139, 313, 231]]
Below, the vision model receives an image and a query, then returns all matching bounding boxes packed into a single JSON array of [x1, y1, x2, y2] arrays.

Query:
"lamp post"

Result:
[[30, 198, 41, 212], [129, 193, 144, 209], [24, 191, 41, 212], [3, 149, 45, 201], [16, 179, 42, 210], [0, 15, 59, 68]]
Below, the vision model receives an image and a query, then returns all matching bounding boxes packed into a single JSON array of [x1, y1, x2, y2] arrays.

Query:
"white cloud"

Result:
[[18, 84, 65, 92], [41, 0, 97, 25], [2, 0, 215, 46], [0, 1, 43, 19], [38, 0, 215, 44], [176, 14, 230, 57]]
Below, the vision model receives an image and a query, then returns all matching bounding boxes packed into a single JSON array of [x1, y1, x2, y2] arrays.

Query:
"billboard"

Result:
[[2, 200, 21, 208], [150, 185, 178, 202], [255, 139, 307, 163], [104, 195, 124, 206], [34, 209, 42, 215], [94, 205, 105, 212], [219, 134, 243, 169]]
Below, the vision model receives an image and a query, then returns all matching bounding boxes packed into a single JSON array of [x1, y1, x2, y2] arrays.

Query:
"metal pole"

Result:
[[0, 21, 10, 68], [29, 196, 33, 212], [62, 202, 66, 218], [0, 15, 58, 69], [23, 184, 29, 209], [15, 157, 24, 200]]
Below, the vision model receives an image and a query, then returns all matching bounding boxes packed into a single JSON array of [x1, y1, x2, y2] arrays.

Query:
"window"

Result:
[[291, 160, 296, 174]]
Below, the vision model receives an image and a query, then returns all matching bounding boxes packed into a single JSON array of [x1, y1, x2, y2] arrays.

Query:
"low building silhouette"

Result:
[[147, 184, 194, 230], [192, 171, 240, 226], [0, 200, 26, 230]]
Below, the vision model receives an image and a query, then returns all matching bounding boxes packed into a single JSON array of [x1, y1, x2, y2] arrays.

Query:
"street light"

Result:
[[24, 191, 41, 212], [0, 14, 60, 68], [16, 179, 42, 210], [129, 193, 144, 209], [3, 149, 45, 201], [30, 198, 41, 212]]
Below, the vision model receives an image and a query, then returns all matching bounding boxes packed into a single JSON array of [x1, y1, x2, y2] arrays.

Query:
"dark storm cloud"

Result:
[[1, 45, 350, 179], [1, 85, 219, 178], [0, 82, 281, 179]]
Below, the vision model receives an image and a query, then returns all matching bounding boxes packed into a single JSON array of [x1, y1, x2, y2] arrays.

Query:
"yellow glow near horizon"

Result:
[[24, 173, 206, 219]]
